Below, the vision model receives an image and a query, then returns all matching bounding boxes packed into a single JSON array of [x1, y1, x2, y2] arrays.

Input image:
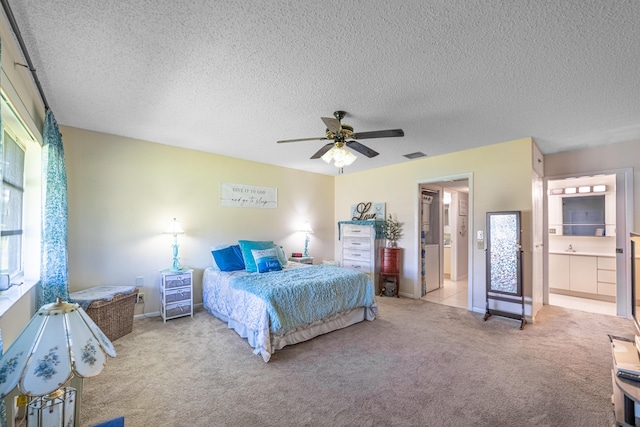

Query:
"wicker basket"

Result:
[[86, 289, 138, 341]]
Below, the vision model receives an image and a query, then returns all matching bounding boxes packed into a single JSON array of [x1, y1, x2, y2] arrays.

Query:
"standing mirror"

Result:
[[484, 211, 525, 329]]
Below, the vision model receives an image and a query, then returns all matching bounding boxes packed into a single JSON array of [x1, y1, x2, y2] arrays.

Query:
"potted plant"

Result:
[[382, 214, 402, 247]]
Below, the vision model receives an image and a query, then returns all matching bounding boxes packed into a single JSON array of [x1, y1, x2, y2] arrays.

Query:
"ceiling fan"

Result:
[[276, 111, 404, 166]]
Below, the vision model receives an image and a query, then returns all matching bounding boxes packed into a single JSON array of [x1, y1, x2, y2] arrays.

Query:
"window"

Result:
[[0, 90, 41, 304], [0, 131, 25, 279]]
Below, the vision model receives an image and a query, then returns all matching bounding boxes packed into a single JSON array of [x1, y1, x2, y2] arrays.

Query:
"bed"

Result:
[[202, 261, 377, 362]]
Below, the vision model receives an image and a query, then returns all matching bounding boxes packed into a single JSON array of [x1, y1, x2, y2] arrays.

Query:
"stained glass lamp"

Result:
[[0, 298, 116, 426]]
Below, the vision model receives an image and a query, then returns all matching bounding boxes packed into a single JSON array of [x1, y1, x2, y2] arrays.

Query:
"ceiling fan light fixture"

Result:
[[333, 148, 357, 167], [321, 148, 335, 164], [322, 147, 356, 167]]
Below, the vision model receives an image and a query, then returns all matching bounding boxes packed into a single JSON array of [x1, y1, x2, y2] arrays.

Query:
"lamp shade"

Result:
[[163, 218, 185, 235], [300, 221, 314, 234], [0, 299, 116, 398]]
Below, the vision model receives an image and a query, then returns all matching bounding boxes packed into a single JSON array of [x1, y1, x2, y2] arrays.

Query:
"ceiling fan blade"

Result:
[[277, 137, 329, 144], [321, 117, 341, 134], [311, 143, 334, 159], [352, 129, 404, 139], [346, 141, 379, 158]]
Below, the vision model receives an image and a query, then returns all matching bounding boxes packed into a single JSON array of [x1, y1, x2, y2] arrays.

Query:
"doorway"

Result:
[[545, 170, 633, 317], [418, 178, 470, 309]]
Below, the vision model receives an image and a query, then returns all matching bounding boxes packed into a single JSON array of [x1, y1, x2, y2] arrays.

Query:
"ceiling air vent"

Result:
[[403, 152, 427, 160]]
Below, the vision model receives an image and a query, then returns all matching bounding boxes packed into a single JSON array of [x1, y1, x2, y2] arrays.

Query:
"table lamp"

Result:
[[164, 218, 185, 272], [0, 298, 116, 426], [300, 221, 314, 257]]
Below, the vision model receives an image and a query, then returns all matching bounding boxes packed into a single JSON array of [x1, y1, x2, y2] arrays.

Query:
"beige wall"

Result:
[[62, 126, 335, 314], [545, 140, 640, 230], [334, 137, 535, 315]]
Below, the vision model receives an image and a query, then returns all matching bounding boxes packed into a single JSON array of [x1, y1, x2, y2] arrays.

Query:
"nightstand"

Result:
[[289, 256, 314, 265], [160, 268, 193, 322], [380, 247, 401, 297]]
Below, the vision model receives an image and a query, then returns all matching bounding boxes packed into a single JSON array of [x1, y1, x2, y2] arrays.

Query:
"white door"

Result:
[[420, 185, 442, 294]]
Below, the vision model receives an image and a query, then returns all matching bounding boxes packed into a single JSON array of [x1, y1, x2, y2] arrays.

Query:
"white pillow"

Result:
[[251, 248, 282, 273], [275, 245, 288, 267]]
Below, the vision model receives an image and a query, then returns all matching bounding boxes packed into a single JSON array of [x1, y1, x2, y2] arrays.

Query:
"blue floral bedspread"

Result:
[[229, 264, 375, 333]]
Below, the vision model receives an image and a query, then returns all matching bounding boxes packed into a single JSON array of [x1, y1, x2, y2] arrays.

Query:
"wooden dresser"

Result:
[[380, 247, 401, 297]]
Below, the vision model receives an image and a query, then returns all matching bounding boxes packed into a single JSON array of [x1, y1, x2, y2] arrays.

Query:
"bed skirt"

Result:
[[208, 305, 376, 362]]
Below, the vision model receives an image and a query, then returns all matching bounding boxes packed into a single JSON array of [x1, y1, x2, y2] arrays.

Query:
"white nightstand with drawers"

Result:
[[160, 268, 193, 322]]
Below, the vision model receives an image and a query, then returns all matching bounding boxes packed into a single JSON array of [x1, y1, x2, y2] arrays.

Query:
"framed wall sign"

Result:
[[220, 182, 277, 208]]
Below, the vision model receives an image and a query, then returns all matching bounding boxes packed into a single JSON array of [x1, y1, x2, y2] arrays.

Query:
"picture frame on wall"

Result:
[[459, 199, 467, 216]]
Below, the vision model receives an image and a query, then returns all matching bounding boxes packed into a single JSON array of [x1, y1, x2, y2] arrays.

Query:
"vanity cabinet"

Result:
[[549, 253, 615, 298], [549, 254, 570, 290], [597, 256, 616, 297], [570, 255, 597, 294]]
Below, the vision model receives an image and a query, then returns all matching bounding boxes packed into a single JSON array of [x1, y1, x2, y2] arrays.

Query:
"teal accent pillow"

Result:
[[212, 245, 245, 271], [251, 248, 282, 273], [238, 240, 275, 272]]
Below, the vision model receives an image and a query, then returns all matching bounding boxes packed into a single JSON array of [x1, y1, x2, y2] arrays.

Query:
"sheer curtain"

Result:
[[0, 37, 6, 427], [38, 109, 69, 306]]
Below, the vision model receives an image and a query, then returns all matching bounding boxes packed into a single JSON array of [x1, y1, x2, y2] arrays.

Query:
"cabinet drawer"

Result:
[[342, 225, 372, 238], [165, 273, 191, 289], [343, 238, 371, 250], [163, 301, 192, 318], [163, 287, 191, 303], [342, 259, 372, 273], [597, 269, 616, 284], [343, 248, 370, 261], [597, 282, 616, 296], [597, 257, 616, 270]]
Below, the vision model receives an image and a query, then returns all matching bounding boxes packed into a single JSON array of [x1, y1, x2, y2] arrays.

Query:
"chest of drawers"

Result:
[[339, 222, 382, 294]]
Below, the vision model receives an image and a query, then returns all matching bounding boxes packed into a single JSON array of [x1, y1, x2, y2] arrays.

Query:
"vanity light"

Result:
[[578, 186, 591, 193], [564, 187, 577, 194], [549, 188, 564, 195], [593, 185, 607, 192]]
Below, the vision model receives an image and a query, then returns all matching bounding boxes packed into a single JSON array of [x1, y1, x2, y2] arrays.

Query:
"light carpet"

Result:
[[80, 297, 632, 426]]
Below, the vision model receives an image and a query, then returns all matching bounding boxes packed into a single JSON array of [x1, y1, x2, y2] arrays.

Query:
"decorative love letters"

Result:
[[351, 202, 385, 220]]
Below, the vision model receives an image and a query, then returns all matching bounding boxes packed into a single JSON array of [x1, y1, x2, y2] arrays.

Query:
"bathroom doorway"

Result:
[[545, 170, 633, 317]]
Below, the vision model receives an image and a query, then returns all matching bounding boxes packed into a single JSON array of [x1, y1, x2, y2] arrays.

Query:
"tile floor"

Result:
[[548, 292, 616, 316], [421, 278, 617, 317], [421, 278, 468, 309]]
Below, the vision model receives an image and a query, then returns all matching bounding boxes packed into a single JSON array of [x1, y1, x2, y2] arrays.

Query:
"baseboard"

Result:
[[134, 303, 203, 320], [134, 311, 160, 320]]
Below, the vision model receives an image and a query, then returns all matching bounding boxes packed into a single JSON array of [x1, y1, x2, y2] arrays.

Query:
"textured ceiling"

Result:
[[5, 1, 640, 176]]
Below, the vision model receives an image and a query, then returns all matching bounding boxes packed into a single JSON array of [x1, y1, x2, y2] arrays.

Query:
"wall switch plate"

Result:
[[477, 230, 484, 240]]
